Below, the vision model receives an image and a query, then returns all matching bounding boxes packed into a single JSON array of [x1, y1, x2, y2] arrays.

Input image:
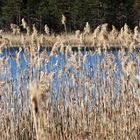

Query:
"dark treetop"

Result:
[[0, 0, 140, 32]]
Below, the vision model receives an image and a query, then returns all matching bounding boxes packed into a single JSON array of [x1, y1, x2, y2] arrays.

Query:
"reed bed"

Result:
[[0, 20, 140, 140], [0, 22, 140, 49]]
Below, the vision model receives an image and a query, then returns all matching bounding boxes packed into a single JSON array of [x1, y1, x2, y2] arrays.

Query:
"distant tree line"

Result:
[[0, 0, 140, 32]]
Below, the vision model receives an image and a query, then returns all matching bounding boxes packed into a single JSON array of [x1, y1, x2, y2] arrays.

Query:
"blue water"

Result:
[[0, 48, 139, 110]]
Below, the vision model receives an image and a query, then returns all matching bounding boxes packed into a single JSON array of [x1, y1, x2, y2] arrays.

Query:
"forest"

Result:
[[0, 0, 140, 32]]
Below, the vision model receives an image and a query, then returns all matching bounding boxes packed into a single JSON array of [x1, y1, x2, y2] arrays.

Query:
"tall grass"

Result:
[[0, 22, 140, 49], [0, 21, 140, 140]]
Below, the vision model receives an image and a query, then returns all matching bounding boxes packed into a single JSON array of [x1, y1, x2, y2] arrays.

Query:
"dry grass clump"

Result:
[[10, 23, 20, 35]]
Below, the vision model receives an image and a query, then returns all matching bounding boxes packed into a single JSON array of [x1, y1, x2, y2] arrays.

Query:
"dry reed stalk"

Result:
[[61, 14, 67, 34], [75, 30, 80, 39], [44, 24, 50, 35], [21, 18, 30, 35], [84, 22, 91, 35]]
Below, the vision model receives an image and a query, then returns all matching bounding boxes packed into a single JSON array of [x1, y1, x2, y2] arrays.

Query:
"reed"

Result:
[[0, 19, 140, 140]]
